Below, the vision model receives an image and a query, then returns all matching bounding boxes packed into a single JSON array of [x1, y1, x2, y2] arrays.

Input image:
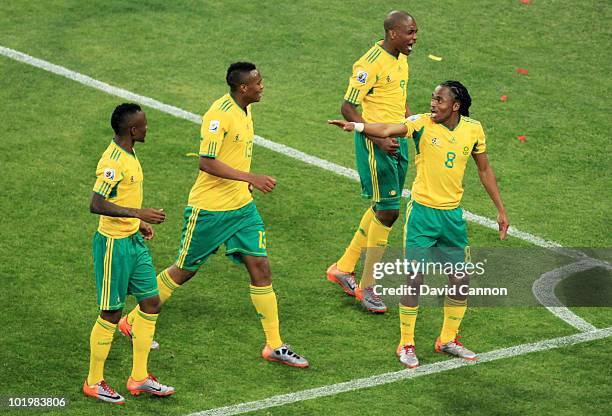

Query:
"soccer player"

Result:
[[84, 103, 175, 404], [329, 81, 509, 367], [326, 10, 418, 313], [119, 62, 308, 368]]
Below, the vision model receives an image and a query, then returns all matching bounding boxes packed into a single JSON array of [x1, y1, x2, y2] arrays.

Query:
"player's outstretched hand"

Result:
[[138, 208, 166, 224], [371, 136, 399, 155], [498, 211, 509, 240], [328, 120, 354, 131], [139, 221, 155, 240], [250, 174, 276, 193]]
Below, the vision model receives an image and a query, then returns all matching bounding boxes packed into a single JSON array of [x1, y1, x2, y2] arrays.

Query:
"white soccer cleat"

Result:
[[82, 379, 125, 404], [127, 374, 175, 396], [396, 344, 419, 368], [435, 336, 477, 360]]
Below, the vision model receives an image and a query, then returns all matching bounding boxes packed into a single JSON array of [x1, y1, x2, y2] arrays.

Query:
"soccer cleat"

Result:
[[127, 374, 176, 396], [326, 263, 357, 297], [118, 316, 160, 350], [82, 379, 125, 404], [396, 344, 419, 368], [435, 336, 477, 360], [355, 286, 387, 313], [262, 344, 309, 368]]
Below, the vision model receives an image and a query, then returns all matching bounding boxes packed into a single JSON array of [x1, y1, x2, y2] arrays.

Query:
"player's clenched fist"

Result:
[[249, 174, 276, 193], [138, 208, 166, 224]]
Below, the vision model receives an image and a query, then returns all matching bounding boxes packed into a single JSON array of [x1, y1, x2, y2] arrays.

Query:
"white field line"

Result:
[[1, 44, 602, 261], [188, 326, 612, 416]]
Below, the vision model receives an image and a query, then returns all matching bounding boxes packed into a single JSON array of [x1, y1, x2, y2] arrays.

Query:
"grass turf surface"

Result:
[[1, 1, 611, 415]]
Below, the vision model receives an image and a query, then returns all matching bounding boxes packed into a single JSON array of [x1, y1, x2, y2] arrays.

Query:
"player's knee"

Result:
[[408, 272, 424, 286], [376, 209, 399, 226], [139, 295, 161, 314], [449, 273, 470, 286], [448, 273, 470, 300], [99, 309, 122, 324], [170, 264, 196, 285], [256, 259, 271, 278], [248, 257, 272, 285]]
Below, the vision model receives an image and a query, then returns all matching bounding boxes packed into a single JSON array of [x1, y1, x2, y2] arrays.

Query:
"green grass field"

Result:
[[1, 1, 611, 415]]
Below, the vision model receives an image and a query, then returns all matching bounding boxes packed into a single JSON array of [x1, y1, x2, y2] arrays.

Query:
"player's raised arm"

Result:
[[327, 120, 408, 138]]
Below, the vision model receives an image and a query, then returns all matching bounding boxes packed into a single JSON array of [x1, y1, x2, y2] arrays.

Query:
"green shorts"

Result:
[[175, 201, 267, 271], [92, 231, 159, 311], [355, 131, 409, 210], [404, 199, 469, 264]]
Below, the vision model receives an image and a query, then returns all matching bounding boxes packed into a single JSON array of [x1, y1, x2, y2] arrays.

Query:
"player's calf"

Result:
[[118, 316, 160, 350]]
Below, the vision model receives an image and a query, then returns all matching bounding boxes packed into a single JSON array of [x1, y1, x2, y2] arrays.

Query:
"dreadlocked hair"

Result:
[[440, 80, 471, 117]]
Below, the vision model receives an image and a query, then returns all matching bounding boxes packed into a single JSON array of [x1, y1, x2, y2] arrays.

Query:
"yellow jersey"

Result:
[[92, 140, 143, 238], [403, 114, 487, 209], [188, 94, 255, 211], [344, 41, 409, 123]]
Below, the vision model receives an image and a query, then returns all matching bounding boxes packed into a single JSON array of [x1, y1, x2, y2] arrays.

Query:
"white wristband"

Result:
[[353, 122, 365, 133]]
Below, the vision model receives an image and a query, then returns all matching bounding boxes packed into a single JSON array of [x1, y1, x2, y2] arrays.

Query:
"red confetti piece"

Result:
[[516, 68, 529, 75], [500, 95, 508, 102], [518, 135, 527, 142], [520, 0, 530, 4]]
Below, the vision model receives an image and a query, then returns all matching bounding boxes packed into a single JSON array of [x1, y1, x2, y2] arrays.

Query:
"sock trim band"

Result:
[[137, 310, 159, 321], [95, 317, 117, 332], [159, 269, 179, 290]]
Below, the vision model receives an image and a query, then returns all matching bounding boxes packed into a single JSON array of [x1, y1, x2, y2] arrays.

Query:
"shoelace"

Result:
[[366, 287, 382, 302], [280, 344, 301, 359], [453, 336, 464, 347], [402, 345, 416, 354], [99, 380, 117, 395], [147, 374, 170, 390]]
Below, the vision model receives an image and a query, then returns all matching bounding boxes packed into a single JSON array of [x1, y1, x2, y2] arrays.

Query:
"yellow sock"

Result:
[[131, 310, 158, 381], [440, 296, 467, 344], [87, 317, 116, 386], [360, 216, 391, 289], [249, 285, 282, 349], [337, 207, 375, 273], [399, 305, 419, 346], [127, 269, 180, 325]]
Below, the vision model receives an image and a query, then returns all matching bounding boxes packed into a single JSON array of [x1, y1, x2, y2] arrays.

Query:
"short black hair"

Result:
[[226, 62, 257, 91], [111, 103, 142, 135], [384, 10, 414, 32], [440, 80, 472, 117]]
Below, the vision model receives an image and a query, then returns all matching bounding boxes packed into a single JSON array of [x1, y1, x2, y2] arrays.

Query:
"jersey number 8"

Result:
[[445, 152, 456, 168]]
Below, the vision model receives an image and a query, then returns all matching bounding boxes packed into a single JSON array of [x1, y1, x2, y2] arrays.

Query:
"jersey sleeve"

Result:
[[403, 114, 426, 137], [472, 124, 487, 154], [93, 157, 123, 199], [200, 110, 228, 158], [343, 59, 377, 106]]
